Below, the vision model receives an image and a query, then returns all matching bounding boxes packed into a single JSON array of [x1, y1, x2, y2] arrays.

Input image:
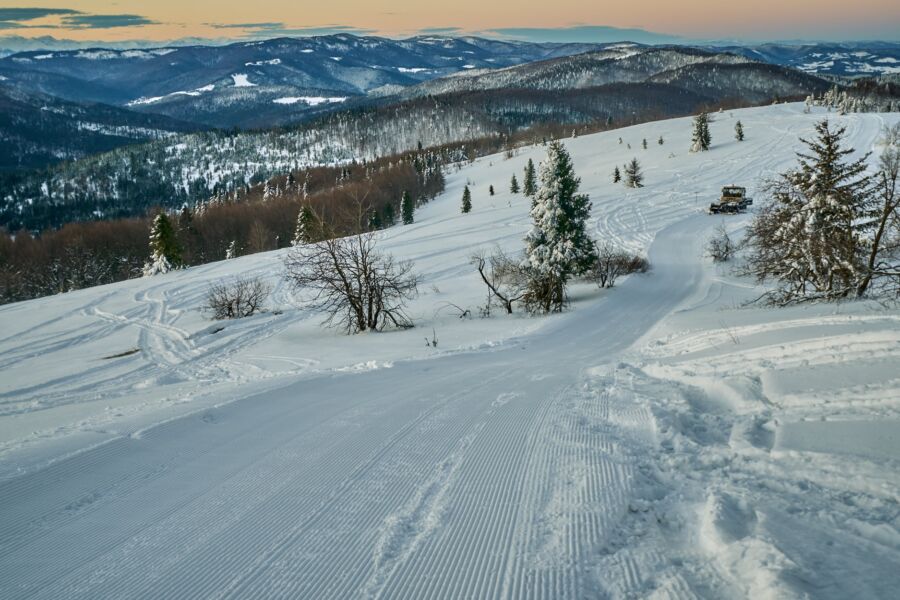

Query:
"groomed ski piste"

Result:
[[1, 103, 899, 598]]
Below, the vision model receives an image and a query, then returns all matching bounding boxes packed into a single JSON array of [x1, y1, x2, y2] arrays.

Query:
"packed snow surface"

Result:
[[0, 104, 898, 599]]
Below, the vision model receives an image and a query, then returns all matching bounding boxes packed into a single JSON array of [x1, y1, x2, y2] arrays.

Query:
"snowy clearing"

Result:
[[0, 104, 898, 598], [231, 73, 257, 87], [272, 96, 348, 106], [126, 84, 215, 106]]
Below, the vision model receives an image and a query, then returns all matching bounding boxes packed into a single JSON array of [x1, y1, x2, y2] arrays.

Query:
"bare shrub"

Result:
[[471, 247, 528, 314], [284, 232, 419, 334], [206, 277, 271, 320], [707, 224, 736, 263], [587, 243, 649, 288]]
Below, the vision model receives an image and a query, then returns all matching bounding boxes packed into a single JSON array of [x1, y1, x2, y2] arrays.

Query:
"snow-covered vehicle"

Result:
[[709, 186, 752, 214]]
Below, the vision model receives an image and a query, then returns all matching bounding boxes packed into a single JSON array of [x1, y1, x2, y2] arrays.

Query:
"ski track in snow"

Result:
[[0, 104, 898, 598]]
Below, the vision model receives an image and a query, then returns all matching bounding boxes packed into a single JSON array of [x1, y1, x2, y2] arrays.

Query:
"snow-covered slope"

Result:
[[0, 104, 898, 598]]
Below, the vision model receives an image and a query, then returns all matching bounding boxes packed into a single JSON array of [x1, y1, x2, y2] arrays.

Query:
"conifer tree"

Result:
[[489, 184, 495, 196], [510, 174, 520, 194], [642, 138, 648, 150], [382, 202, 396, 226], [461, 185, 472, 213], [624, 158, 644, 188], [735, 120, 745, 142], [523, 141, 597, 312], [744, 120, 874, 304], [658, 136, 664, 145], [225, 240, 236, 259], [401, 190, 415, 224], [368, 209, 383, 230], [612, 166, 621, 183], [293, 205, 319, 245], [523, 159, 537, 197], [691, 112, 711, 152], [143, 213, 182, 276]]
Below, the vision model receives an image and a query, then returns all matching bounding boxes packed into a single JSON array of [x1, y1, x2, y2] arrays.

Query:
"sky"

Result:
[[0, 1, 898, 44]]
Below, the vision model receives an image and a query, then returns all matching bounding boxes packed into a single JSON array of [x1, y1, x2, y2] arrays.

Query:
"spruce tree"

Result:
[[691, 112, 711, 152], [658, 136, 664, 145], [401, 190, 415, 224], [624, 158, 644, 188], [612, 166, 621, 183], [368, 209, 383, 230], [293, 205, 321, 245], [461, 185, 472, 213], [744, 120, 874, 303], [510, 174, 520, 194], [143, 213, 182, 276], [735, 120, 745, 142], [524, 141, 597, 312], [489, 184, 495, 196], [642, 138, 648, 150], [382, 202, 396, 226], [523, 159, 537, 197]]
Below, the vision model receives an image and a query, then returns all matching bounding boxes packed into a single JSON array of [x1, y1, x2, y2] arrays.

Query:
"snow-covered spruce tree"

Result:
[[744, 120, 874, 304], [624, 158, 644, 188], [523, 159, 537, 197], [401, 190, 415, 225], [143, 213, 182, 276], [262, 181, 275, 201], [735, 120, 745, 142], [523, 141, 597, 313], [461, 185, 472, 213], [225, 240, 236, 259], [510, 174, 520, 194], [293, 205, 321, 245], [612, 166, 621, 183], [691, 112, 711, 152]]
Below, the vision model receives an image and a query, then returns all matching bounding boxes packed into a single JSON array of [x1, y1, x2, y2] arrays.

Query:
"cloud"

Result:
[[417, 27, 463, 34], [206, 22, 285, 30], [0, 8, 80, 22], [484, 25, 684, 45], [203, 22, 373, 37], [0, 7, 82, 29], [61, 14, 158, 29]]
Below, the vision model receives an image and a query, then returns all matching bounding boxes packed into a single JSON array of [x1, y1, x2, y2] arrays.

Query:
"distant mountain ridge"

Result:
[[0, 35, 606, 128], [0, 43, 838, 230], [708, 41, 900, 77]]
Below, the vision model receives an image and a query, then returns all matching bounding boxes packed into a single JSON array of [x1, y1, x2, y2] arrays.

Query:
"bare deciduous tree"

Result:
[[284, 232, 419, 333], [587, 242, 649, 288], [707, 224, 736, 263], [206, 277, 271, 320], [858, 130, 900, 297], [471, 247, 528, 314]]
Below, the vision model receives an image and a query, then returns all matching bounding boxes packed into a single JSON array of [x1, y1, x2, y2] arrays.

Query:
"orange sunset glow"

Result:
[[0, 0, 898, 42]]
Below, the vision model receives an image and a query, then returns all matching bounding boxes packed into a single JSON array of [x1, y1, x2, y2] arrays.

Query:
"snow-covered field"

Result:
[[1, 104, 898, 598]]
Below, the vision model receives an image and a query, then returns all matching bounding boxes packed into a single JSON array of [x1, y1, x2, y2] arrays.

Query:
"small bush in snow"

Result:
[[471, 247, 529, 314], [587, 243, 649, 288], [707, 225, 736, 263], [206, 277, 271, 320]]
